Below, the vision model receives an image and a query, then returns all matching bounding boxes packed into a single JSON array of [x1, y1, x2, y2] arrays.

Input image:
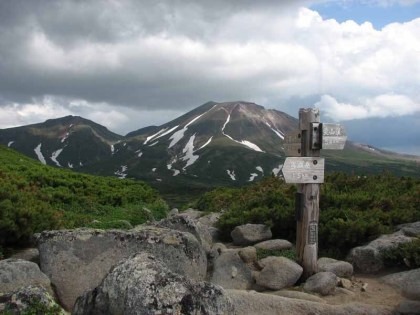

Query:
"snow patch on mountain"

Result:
[[137, 151, 143, 157], [149, 141, 158, 147], [110, 144, 115, 154], [169, 105, 217, 148], [272, 164, 283, 176], [270, 128, 284, 140], [114, 165, 128, 179], [152, 168, 156, 172], [7, 141, 14, 147], [144, 128, 168, 145], [68, 162, 73, 168], [181, 134, 199, 170], [249, 173, 258, 182], [256, 166, 263, 173], [196, 137, 213, 151], [240, 140, 264, 152], [173, 170, 180, 176], [227, 170, 236, 181], [51, 149, 63, 167], [34, 144, 46, 165], [222, 113, 264, 153], [61, 132, 70, 143], [153, 125, 179, 141]]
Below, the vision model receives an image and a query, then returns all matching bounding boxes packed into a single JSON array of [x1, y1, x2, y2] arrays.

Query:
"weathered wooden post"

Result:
[[282, 108, 346, 279]]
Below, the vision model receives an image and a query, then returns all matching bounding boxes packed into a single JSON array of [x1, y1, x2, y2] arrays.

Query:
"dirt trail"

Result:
[[322, 272, 405, 308]]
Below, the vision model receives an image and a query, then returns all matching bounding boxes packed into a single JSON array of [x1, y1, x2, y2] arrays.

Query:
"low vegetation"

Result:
[[195, 173, 420, 258], [0, 146, 168, 247]]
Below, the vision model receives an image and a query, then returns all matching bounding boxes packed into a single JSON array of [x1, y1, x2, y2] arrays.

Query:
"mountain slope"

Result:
[[0, 116, 123, 169], [1, 102, 419, 192]]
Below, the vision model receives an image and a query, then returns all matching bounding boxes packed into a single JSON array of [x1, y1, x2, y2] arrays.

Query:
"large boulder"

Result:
[[73, 253, 234, 315], [226, 290, 393, 315], [231, 224, 272, 246], [155, 213, 213, 253], [36, 227, 207, 310], [0, 285, 65, 315], [317, 257, 353, 278], [395, 300, 420, 315], [254, 239, 293, 251], [382, 268, 420, 293], [0, 259, 52, 295], [210, 250, 254, 290], [402, 269, 420, 301], [397, 221, 420, 237], [256, 257, 303, 290], [303, 272, 338, 296], [347, 232, 413, 273]]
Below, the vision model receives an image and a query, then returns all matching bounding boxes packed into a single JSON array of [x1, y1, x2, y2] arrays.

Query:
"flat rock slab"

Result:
[[231, 224, 272, 246], [318, 257, 353, 278], [254, 239, 293, 251], [347, 232, 413, 273], [266, 290, 326, 303], [0, 259, 52, 295], [36, 227, 206, 311], [397, 221, 420, 237], [226, 290, 393, 315], [73, 253, 234, 315]]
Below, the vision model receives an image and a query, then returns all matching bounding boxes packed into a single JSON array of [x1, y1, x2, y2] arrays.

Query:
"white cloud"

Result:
[[316, 94, 420, 120], [0, 1, 419, 132]]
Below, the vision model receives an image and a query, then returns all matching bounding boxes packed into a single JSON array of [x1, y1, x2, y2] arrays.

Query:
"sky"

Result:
[[0, 0, 419, 155]]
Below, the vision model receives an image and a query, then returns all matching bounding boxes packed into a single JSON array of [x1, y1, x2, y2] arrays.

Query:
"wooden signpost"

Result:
[[282, 108, 347, 279]]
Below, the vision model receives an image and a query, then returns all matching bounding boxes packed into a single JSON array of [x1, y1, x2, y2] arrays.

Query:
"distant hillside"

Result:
[[0, 145, 168, 246], [1, 102, 419, 196]]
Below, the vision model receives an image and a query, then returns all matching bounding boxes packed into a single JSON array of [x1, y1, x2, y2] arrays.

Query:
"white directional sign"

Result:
[[283, 130, 301, 157], [282, 157, 325, 184], [321, 123, 347, 150]]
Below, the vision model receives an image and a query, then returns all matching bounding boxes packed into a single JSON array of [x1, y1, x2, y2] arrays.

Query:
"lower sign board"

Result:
[[282, 157, 325, 184], [321, 123, 347, 150]]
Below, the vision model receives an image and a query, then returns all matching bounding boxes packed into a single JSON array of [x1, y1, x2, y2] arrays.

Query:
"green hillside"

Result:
[[195, 173, 420, 259], [0, 145, 168, 247]]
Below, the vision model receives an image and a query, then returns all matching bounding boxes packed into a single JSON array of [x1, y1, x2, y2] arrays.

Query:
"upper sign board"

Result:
[[321, 123, 347, 150], [282, 157, 325, 184], [283, 130, 301, 157]]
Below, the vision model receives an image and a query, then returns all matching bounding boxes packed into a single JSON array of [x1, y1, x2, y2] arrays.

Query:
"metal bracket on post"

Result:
[[310, 123, 321, 150]]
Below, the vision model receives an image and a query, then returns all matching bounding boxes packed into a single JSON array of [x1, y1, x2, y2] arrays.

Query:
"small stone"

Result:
[[361, 283, 368, 292], [339, 278, 352, 289]]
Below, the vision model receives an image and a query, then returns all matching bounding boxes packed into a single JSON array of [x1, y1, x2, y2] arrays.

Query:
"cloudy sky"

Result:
[[0, 0, 419, 154]]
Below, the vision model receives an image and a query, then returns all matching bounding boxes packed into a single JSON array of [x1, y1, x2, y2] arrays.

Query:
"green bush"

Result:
[[194, 172, 420, 258], [256, 248, 297, 261], [382, 239, 420, 268], [0, 146, 168, 247]]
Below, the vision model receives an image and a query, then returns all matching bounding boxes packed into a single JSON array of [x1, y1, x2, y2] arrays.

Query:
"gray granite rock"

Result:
[[0, 259, 52, 295], [231, 224, 272, 246], [256, 257, 302, 290], [318, 257, 353, 278], [304, 271, 338, 296], [36, 227, 206, 310], [254, 239, 293, 251], [73, 253, 234, 315]]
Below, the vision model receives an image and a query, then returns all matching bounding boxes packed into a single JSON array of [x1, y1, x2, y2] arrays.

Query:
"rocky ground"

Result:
[[0, 210, 419, 315]]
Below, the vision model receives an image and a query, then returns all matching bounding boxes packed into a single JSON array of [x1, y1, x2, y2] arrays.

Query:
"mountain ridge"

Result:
[[1, 101, 419, 190]]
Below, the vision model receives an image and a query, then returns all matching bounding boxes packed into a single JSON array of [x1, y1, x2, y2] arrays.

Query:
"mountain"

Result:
[[1, 102, 419, 193], [0, 115, 123, 169]]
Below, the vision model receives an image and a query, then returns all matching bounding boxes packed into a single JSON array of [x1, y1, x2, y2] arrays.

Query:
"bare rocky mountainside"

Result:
[[1, 101, 419, 190]]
